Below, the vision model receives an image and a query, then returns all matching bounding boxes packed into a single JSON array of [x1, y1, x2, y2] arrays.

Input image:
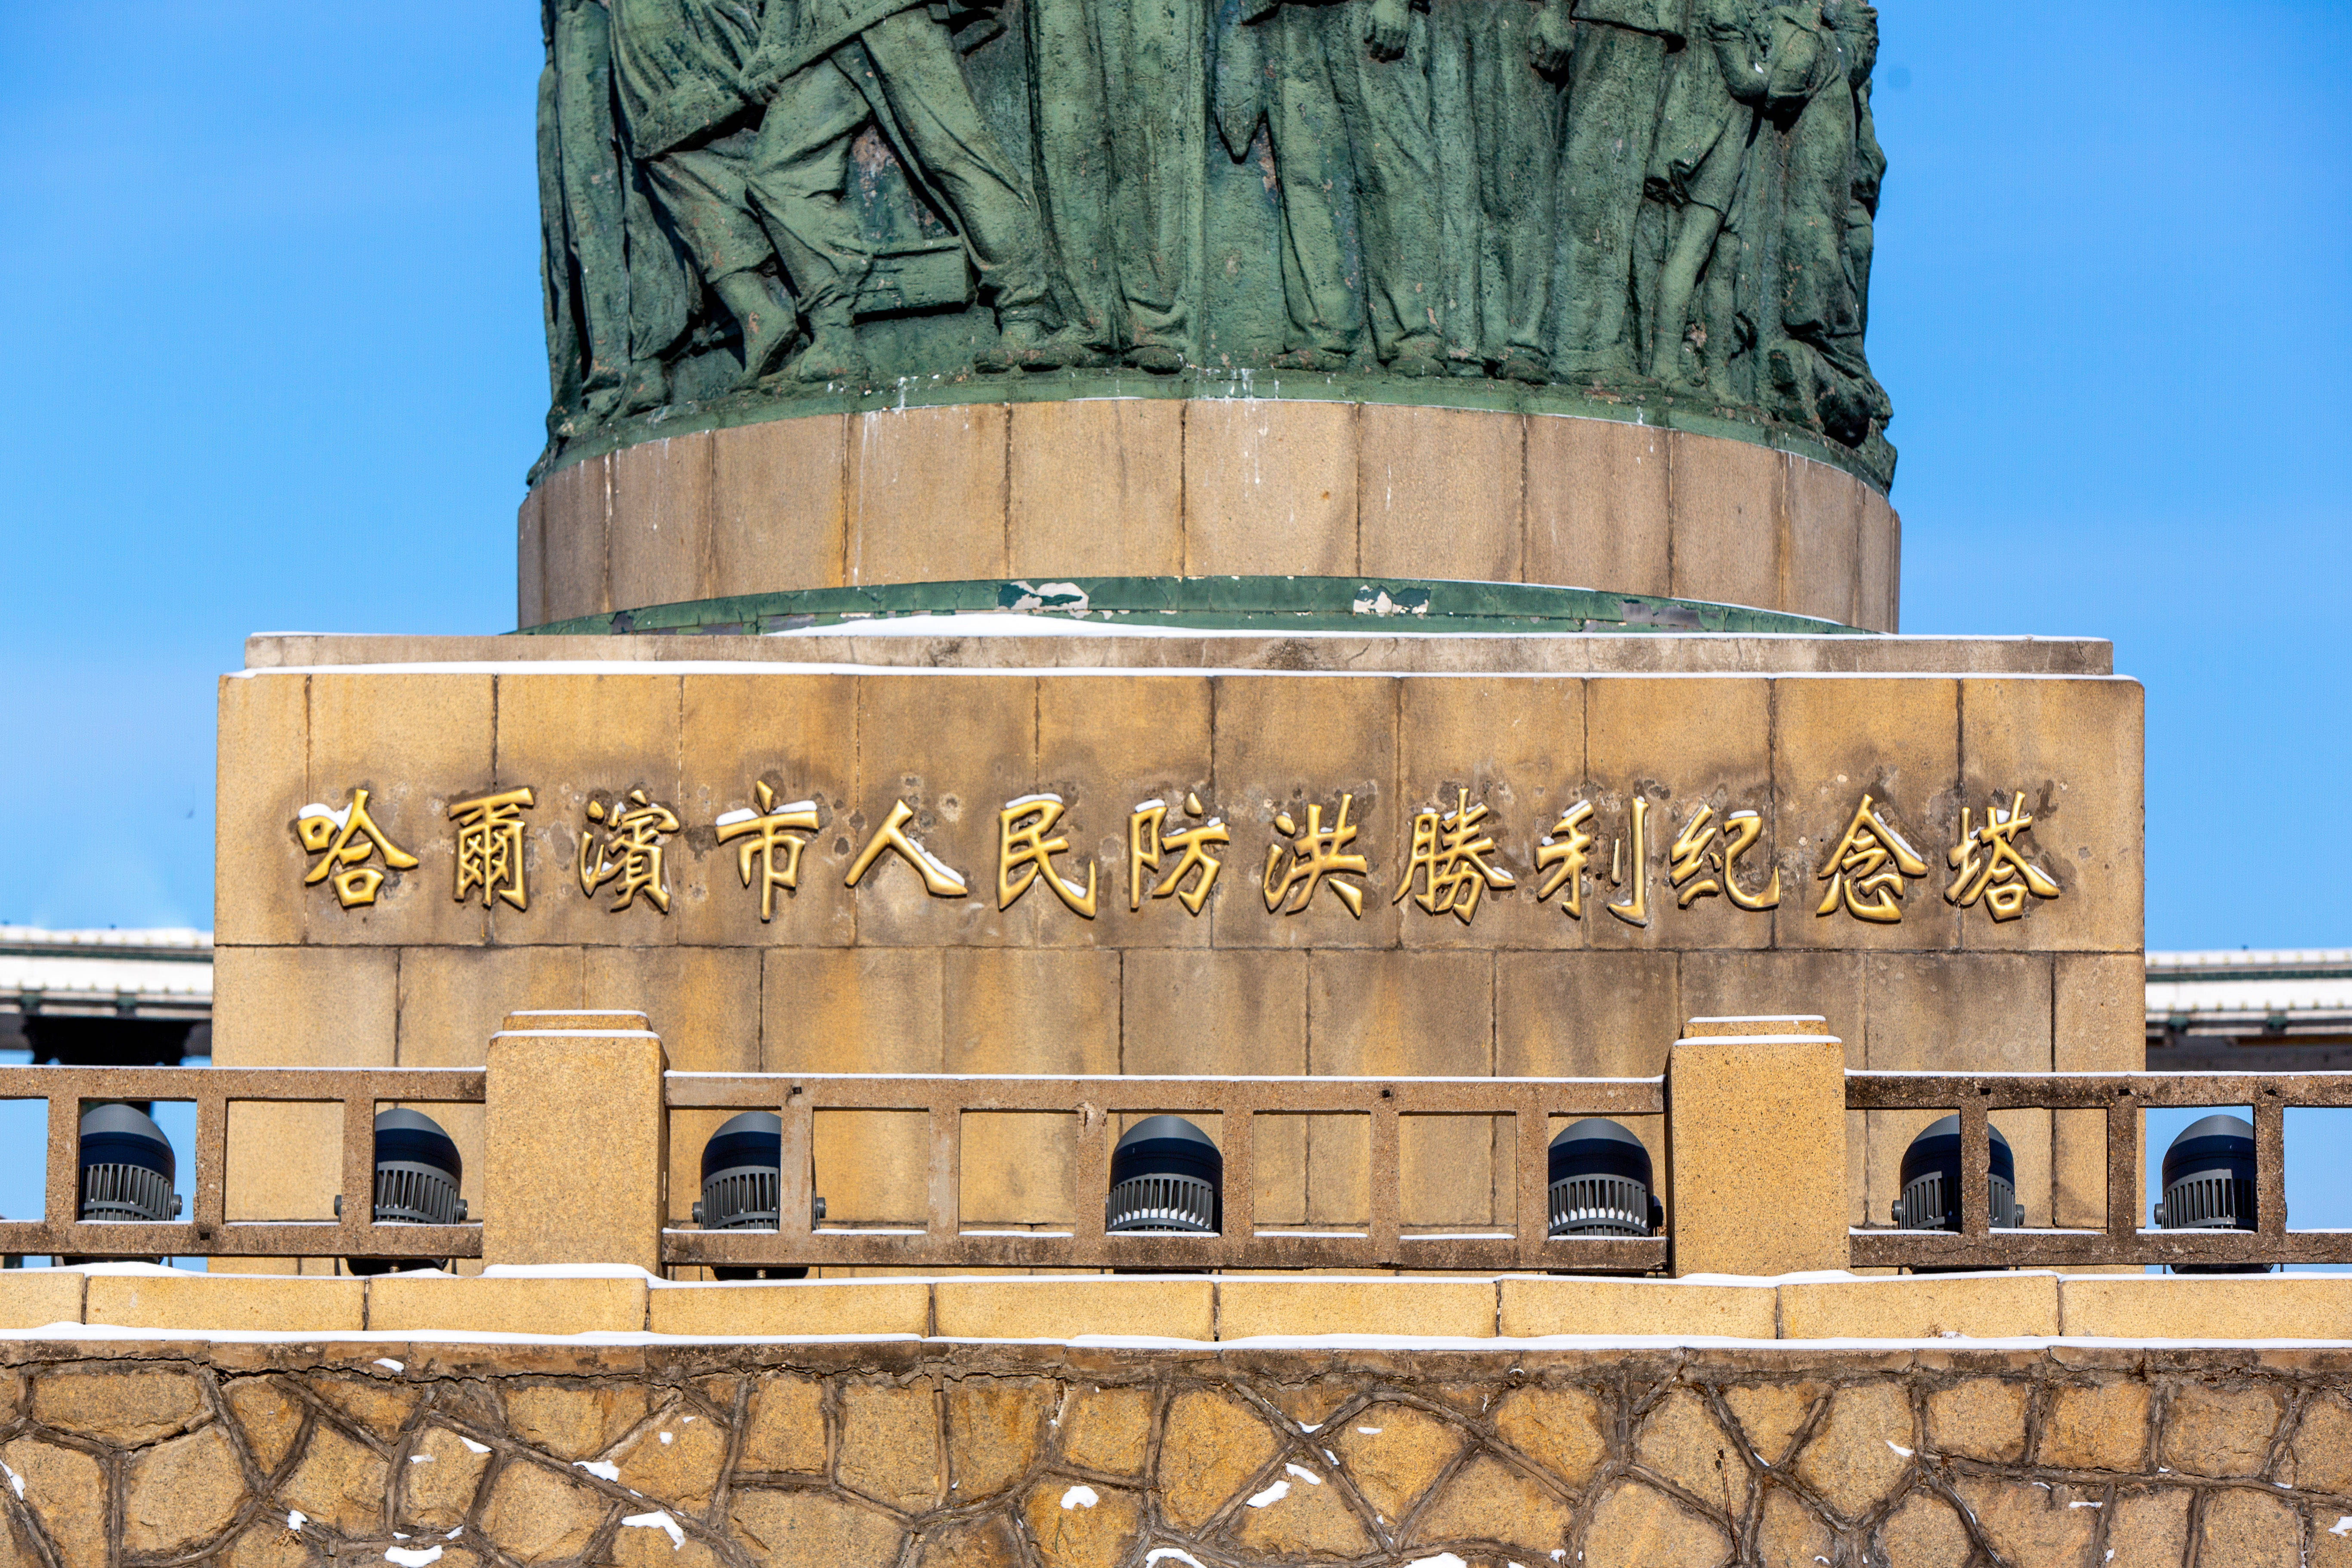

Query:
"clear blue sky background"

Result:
[[1, 5, 2349, 1248]]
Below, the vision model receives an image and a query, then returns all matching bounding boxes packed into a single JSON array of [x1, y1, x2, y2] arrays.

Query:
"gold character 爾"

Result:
[[1263, 793, 1371, 918], [1130, 791, 1229, 915], [1815, 792, 1928, 924], [997, 794, 1097, 918], [1947, 792, 2062, 922], [1394, 788, 1515, 924], [715, 781, 821, 922], [844, 799, 969, 897], [296, 788, 419, 909], [576, 788, 681, 913], [1534, 800, 1597, 919], [449, 786, 534, 911], [1667, 803, 1782, 912]]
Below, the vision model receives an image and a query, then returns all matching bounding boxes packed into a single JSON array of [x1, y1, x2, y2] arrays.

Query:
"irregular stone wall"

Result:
[[10, 1339, 2352, 1568]]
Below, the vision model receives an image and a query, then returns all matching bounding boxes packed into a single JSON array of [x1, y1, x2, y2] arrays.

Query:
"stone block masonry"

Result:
[[2, 1337, 2350, 1568]]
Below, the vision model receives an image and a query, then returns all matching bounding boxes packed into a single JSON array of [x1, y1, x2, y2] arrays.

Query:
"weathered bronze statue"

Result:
[[535, 0, 1895, 478]]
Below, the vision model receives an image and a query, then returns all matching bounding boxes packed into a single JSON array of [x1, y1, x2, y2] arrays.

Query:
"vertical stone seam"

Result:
[[1000, 402, 1015, 579], [1662, 429, 1681, 601], [1176, 400, 1190, 578], [1774, 452, 1795, 621], [835, 414, 853, 589], [700, 427, 719, 602], [1349, 402, 1363, 575], [600, 453, 616, 616], [300, 673, 316, 949]]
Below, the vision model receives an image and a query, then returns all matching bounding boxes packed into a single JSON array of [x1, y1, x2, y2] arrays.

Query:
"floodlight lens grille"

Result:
[[1547, 1172, 1651, 1237], [80, 1163, 175, 1224], [1106, 1172, 1217, 1234]]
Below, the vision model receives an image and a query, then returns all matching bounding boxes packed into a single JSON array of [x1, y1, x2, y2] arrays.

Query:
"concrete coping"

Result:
[[13, 1268, 2352, 1345]]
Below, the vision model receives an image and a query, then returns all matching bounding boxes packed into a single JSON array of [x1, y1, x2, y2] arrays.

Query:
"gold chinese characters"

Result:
[[295, 789, 417, 909], [293, 776, 2070, 928]]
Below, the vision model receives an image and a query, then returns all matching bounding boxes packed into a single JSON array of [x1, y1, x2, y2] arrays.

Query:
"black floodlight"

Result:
[[1105, 1115, 1222, 1234], [690, 1111, 824, 1281], [78, 1103, 182, 1224], [335, 1109, 467, 1276], [2153, 1114, 2272, 1275], [1892, 1115, 2024, 1231], [1546, 1118, 1663, 1238]]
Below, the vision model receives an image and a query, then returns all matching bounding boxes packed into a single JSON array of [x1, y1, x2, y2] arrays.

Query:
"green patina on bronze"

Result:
[[520, 574, 1868, 636], [537, 0, 1892, 487]]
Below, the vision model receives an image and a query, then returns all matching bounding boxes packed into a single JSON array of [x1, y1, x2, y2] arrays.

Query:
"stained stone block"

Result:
[[479, 1458, 611, 1563], [2291, 1396, 2352, 1494], [848, 404, 1010, 585], [3, 1438, 105, 1568], [918, 1513, 1025, 1567], [1008, 400, 1184, 579], [123, 1426, 247, 1554], [730, 1492, 905, 1568], [1327, 1402, 1467, 1524], [2199, 1490, 2304, 1568], [611, 431, 713, 612], [2160, 1383, 2283, 1478], [1058, 1387, 1152, 1476], [1034, 673, 1216, 951], [1357, 405, 1522, 583], [933, 1278, 1209, 1341], [1777, 1271, 2058, 1339], [711, 414, 848, 597], [1156, 1389, 1282, 1531], [1491, 1386, 1609, 1490], [1216, 1277, 1495, 1338], [1951, 1477, 2101, 1567], [1182, 399, 1357, 577], [851, 674, 1036, 948], [306, 1375, 421, 1441], [1667, 431, 1780, 613], [1722, 1383, 1818, 1468], [1789, 1384, 1911, 1520], [1523, 415, 1669, 599], [1498, 1277, 1776, 1338], [1408, 1456, 1578, 1557], [538, 452, 610, 623], [1667, 1032, 1847, 1276], [1019, 1479, 1144, 1568], [1227, 1454, 1373, 1558], [399, 1426, 493, 1530], [1579, 1479, 1733, 1568], [1923, 1378, 2030, 1463], [1783, 453, 1863, 627], [838, 1385, 942, 1512], [279, 1423, 392, 1536], [2034, 1381, 2151, 1471], [739, 1375, 827, 1473]]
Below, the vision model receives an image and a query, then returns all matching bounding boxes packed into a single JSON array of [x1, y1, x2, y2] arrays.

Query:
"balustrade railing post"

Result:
[[482, 1020, 670, 1272], [1666, 1023, 1847, 1278]]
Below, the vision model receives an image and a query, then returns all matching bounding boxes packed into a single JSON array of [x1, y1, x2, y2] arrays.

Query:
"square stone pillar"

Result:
[[483, 1026, 669, 1271], [1667, 1030, 1848, 1278]]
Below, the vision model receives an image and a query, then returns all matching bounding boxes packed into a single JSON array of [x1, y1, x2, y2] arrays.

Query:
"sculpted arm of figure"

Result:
[[1531, 0, 1574, 72], [1363, 0, 1412, 61]]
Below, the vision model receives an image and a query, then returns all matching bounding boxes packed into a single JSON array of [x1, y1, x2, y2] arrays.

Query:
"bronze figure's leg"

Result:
[[1265, 4, 1359, 369], [1024, 0, 1122, 356], [645, 138, 801, 386], [851, 9, 1069, 367], [746, 59, 883, 383], [1334, 0, 1443, 374], [1550, 19, 1668, 384], [1466, 0, 1560, 380], [1098, 0, 1199, 367]]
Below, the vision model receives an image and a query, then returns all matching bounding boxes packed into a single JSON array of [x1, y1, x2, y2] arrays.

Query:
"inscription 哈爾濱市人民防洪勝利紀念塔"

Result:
[[537, 0, 1894, 481], [291, 779, 2064, 928]]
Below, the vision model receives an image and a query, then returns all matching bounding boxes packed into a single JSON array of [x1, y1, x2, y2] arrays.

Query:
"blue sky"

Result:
[[1, 1, 2348, 1262], [5, 4, 2349, 949]]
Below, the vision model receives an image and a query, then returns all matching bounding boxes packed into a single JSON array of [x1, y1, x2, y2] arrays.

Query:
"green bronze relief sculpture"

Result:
[[535, 0, 1893, 482]]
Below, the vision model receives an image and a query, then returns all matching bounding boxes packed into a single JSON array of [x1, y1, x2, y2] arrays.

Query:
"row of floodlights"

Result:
[[62, 1105, 2269, 1272]]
